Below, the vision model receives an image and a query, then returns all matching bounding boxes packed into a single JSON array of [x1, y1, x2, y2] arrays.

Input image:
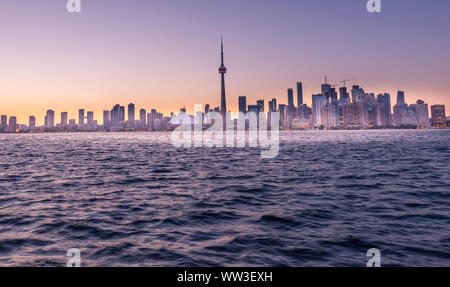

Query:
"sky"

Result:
[[0, 0, 449, 125]]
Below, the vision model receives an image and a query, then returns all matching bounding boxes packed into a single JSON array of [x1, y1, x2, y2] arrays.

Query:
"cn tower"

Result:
[[219, 37, 227, 124]]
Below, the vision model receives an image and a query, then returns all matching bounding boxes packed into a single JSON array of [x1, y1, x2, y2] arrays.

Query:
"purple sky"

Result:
[[0, 0, 449, 124]]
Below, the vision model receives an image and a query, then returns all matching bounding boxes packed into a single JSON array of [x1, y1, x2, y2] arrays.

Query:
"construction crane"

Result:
[[340, 79, 355, 88], [324, 76, 338, 88]]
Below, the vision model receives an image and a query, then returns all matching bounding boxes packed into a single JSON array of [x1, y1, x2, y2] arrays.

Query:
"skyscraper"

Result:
[[411, 100, 429, 127], [342, 101, 369, 128], [139, 108, 146, 122], [351, 85, 362, 103], [376, 93, 392, 126], [278, 104, 286, 127], [1, 115, 7, 132], [119, 106, 125, 122], [257, 100, 265, 113], [298, 104, 312, 127], [87, 111, 94, 126], [61, 112, 68, 127], [397, 91, 405, 105], [238, 96, 247, 114], [431, 105, 446, 128], [287, 88, 294, 107], [8, 117, 17, 133], [219, 38, 227, 125], [29, 116, 36, 130], [45, 110, 55, 127], [268, 99, 277, 112], [111, 104, 120, 127], [286, 88, 296, 128], [393, 103, 408, 126], [271, 98, 277, 112], [297, 82, 303, 106], [248, 105, 260, 115], [103, 110, 111, 128], [321, 76, 331, 96], [339, 87, 349, 102], [79, 109, 85, 126], [128, 103, 135, 129], [312, 94, 328, 127]]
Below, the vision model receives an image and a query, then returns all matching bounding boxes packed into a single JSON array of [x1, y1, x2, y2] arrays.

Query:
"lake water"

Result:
[[0, 130, 449, 266]]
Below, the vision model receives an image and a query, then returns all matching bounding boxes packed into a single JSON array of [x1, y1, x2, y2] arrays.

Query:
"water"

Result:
[[0, 130, 449, 266]]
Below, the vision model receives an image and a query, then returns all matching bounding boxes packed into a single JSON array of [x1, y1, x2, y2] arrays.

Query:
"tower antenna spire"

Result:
[[218, 37, 227, 128], [221, 36, 224, 65]]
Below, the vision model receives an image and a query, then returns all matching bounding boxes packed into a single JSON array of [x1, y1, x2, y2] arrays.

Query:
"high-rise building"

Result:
[[87, 111, 94, 125], [248, 105, 260, 115], [257, 100, 264, 113], [297, 82, 303, 106], [351, 85, 364, 103], [103, 110, 111, 128], [397, 91, 405, 105], [271, 98, 277, 112], [29, 116, 36, 130], [312, 94, 328, 127], [119, 106, 125, 122], [110, 105, 120, 127], [1, 115, 7, 132], [238, 96, 247, 114], [204, 104, 210, 115], [147, 113, 153, 130], [405, 105, 417, 126], [61, 112, 68, 127], [431, 105, 446, 128], [140, 108, 146, 122], [219, 38, 227, 125], [286, 89, 296, 128], [298, 104, 312, 128], [8, 116, 17, 133], [411, 100, 429, 127], [128, 103, 135, 128], [322, 102, 338, 129], [342, 101, 369, 128], [376, 93, 392, 126], [393, 103, 408, 126], [287, 88, 294, 107], [278, 104, 286, 127], [268, 99, 277, 112], [339, 86, 350, 103], [79, 109, 85, 126], [329, 87, 338, 104], [321, 77, 331, 96], [45, 110, 55, 127]]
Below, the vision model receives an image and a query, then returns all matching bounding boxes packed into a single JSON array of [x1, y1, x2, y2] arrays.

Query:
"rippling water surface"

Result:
[[0, 130, 449, 266]]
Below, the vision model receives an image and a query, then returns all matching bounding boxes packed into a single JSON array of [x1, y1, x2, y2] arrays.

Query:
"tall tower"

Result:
[[219, 37, 227, 125]]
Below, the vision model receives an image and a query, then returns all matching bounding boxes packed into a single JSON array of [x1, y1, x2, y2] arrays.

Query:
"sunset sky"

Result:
[[0, 0, 449, 125]]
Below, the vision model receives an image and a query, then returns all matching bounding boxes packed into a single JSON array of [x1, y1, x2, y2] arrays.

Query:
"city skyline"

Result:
[[0, 35, 447, 131], [1, 0, 449, 125], [0, 39, 447, 132], [0, 77, 447, 132]]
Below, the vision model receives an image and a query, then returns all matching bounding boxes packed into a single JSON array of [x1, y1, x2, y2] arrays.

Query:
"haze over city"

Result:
[[1, 0, 449, 125]]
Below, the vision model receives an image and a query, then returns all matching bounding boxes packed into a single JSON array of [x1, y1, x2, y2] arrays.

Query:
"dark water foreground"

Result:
[[0, 130, 449, 266]]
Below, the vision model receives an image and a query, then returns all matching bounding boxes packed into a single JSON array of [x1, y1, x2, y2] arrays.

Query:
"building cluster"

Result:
[[0, 104, 178, 133], [234, 79, 448, 130], [0, 87, 448, 134], [1, 41, 448, 133], [102, 104, 174, 132]]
